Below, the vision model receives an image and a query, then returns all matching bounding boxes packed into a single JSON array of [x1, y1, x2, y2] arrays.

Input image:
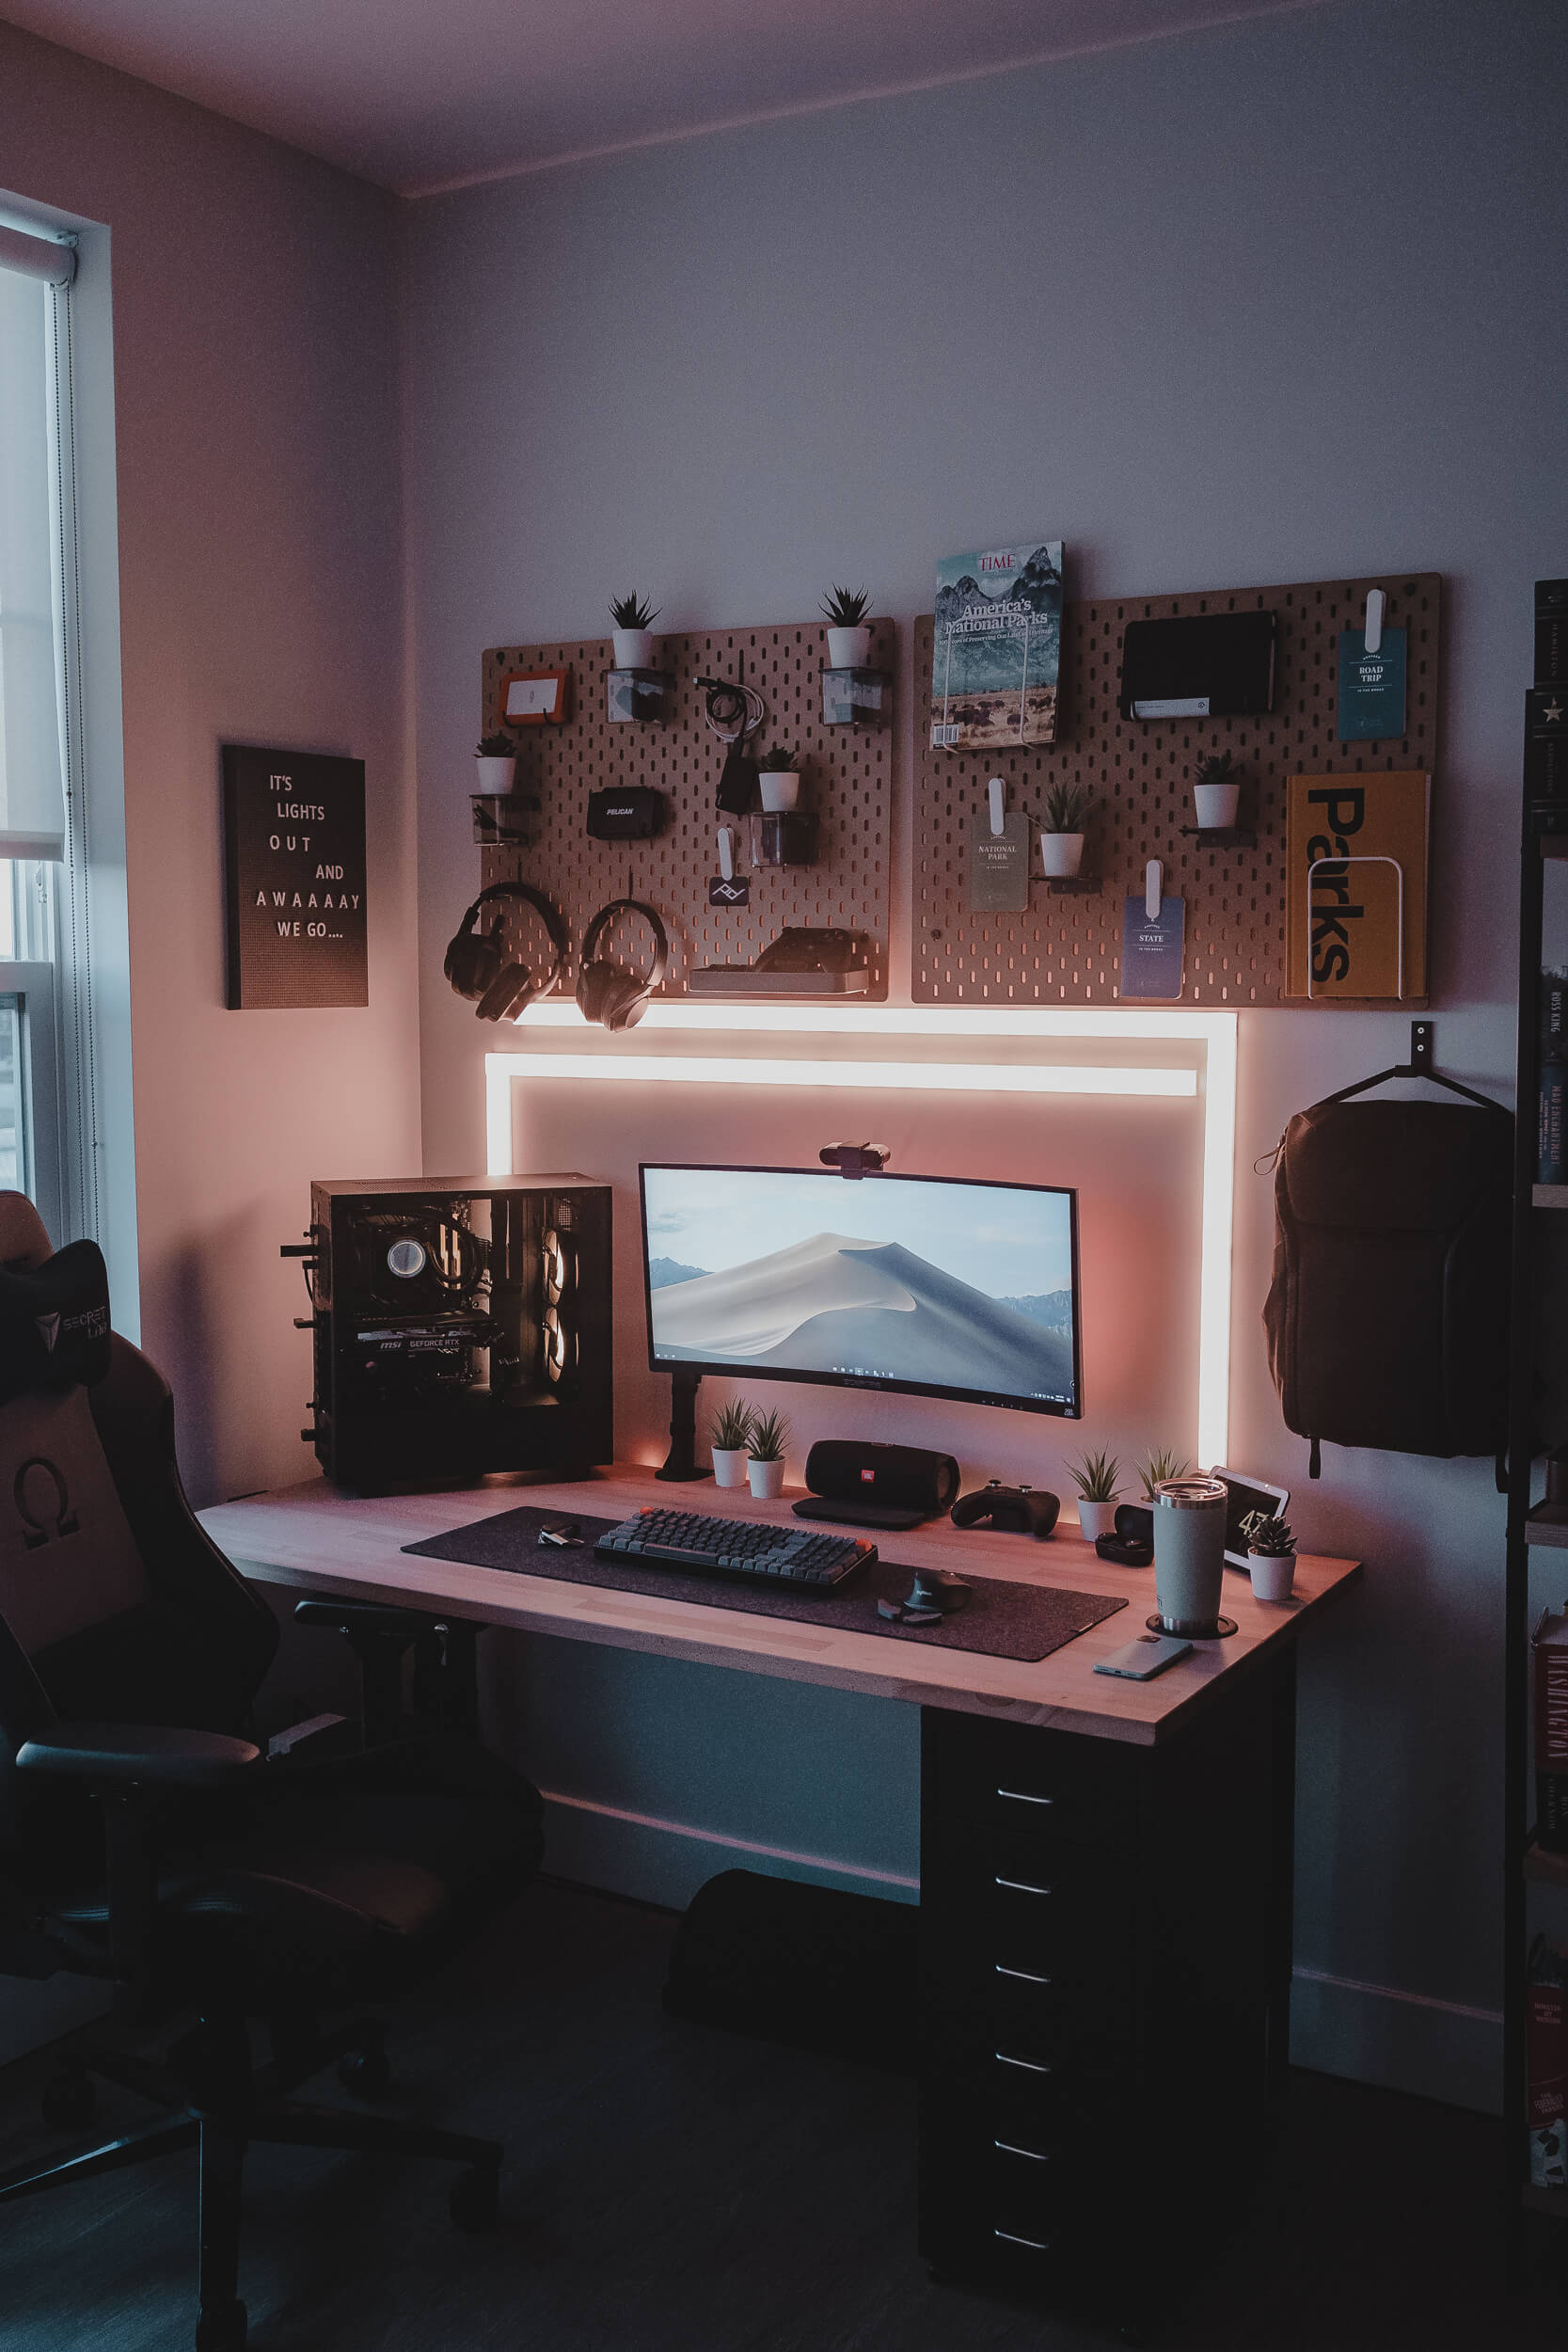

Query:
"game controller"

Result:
[[949, 1479, 1060, 1539]]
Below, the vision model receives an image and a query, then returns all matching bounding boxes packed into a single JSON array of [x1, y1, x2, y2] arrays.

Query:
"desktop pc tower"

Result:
[[287, 1175, 612, 1493]]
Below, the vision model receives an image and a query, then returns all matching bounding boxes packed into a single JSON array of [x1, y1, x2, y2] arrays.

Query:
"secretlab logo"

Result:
[[34, 1303, 107, 1355]]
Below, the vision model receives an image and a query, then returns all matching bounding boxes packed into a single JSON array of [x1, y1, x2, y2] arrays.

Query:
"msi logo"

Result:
[[34, 1311, 60, 1355]]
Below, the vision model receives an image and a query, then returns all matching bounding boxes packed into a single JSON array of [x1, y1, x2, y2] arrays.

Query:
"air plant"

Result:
[[710, 1398, 755, 1454], [748, 1406, 791, 1464], [819, 584, 872, 627], [1042, 780, 1091, 834], [1138, 1445, 1190, 1499], [1067, 1448, 1122, 1503], [609, 593, 660, 630]]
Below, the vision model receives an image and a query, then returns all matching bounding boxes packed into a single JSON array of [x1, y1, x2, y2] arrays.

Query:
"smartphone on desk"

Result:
[[1093, 1633, 1193, 1680]]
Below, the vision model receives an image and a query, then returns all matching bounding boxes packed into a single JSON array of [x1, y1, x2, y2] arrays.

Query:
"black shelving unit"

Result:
[[1504, 580, 1568, 2273]]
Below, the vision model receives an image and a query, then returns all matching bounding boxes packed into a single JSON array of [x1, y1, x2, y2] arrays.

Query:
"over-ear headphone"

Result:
[[443, 883, 567, 1023], [576, 899, 669, 1031]]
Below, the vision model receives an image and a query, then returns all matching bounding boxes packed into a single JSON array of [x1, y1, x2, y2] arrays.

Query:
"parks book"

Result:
[[1284, 771, 1429, 1001]]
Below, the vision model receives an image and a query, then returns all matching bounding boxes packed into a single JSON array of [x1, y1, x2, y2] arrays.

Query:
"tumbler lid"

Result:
[[1153, 1476, 1228, 1511]]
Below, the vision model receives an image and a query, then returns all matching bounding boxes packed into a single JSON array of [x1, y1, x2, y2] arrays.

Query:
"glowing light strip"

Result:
[[485, 1005, 1238, 1465]]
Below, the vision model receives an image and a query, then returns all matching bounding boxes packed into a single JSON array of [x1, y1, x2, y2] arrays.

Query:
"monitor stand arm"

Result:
[[656, 1366, 705, 1483]]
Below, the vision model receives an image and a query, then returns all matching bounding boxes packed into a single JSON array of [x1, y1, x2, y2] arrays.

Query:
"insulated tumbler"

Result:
[[1152, 1475, 1229, 1635]]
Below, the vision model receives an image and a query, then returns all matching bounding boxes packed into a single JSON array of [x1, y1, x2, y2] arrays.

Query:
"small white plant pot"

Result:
[[1194, 783, 1241, 830], [612, 628, 657, 670], [827, 625, 872, 669], [711, 1447, 750, 1489], [1039, 831, 1085, 878], [474, 756, 516, 792], [1076, 1500, 1120, 1543], [758, 771, 800, 812], [1248, 1550, 1296, 1603], [748, 1456, 785, 1499]]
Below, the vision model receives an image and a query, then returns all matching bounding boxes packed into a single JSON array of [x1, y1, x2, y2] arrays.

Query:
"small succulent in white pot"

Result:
[[1068, 1448, 1121, 1542], [1039, 781, 1091, 878], [756, 745, 803, 811], [710, 1396, 754, 1488], [820, 584, 873, 669], [1193, 750, 1242, 831], [747, 1406, 790, 1499], [1246, 1515, 1297, 1602], [610, 592, 661, 670], [475, 731, 518, 791]]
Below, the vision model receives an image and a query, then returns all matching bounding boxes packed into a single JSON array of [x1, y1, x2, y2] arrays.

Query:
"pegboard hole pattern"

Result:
[[913, 576, 1439, 1006], [478, 625, 894, 998]]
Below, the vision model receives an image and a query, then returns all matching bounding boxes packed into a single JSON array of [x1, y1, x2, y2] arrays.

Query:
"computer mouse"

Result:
[[907, 1568, 970, 1615]]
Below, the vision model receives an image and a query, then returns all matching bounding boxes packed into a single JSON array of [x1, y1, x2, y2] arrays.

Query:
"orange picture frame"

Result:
[[498, 667, 571, 727]]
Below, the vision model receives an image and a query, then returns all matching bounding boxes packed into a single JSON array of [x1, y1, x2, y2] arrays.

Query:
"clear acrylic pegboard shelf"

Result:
[[479, 623, 894, 998], [912, 574, 1440, 1006]]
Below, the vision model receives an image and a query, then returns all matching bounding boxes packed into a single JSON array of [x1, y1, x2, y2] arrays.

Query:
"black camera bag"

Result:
[[1262, 1093, 1513, 1477]]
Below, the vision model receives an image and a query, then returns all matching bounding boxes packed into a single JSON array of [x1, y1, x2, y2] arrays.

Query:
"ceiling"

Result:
[[0, 0, 1332, 196]]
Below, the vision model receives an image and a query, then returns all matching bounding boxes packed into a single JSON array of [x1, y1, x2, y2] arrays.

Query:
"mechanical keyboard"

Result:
[[594, 1507, 876, 1590]]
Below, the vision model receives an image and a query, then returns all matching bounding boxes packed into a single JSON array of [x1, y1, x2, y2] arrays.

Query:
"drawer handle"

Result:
[[994, 2227, 1055, 2251], [994, 2138, 1055, 2164], [997, 1787, 1054, 1806], [995, 1963, 1053, 1985], [995, 2050, 1053, 2074], [994, 1875, 1053, 1896]]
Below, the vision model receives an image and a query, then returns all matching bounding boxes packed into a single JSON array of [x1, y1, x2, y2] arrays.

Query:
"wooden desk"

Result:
[[201, 1468, 1360, 2309], [199, 1465, 1358, 1747]]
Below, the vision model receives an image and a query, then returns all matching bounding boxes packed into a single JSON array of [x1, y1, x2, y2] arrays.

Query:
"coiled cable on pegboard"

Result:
[[696, 675, 765, 745]]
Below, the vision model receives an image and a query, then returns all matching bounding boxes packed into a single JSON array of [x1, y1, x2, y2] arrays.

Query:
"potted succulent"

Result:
[[1246, 1515, 1297, 1602], [1039, 780, 1090, 878], [756, 745, 803, 812], [747, 1406, 790, 1500], [710, 1397, 754, 1489], [609, 593, 661, 671], [820, 585, 873, 669], [1138, 1444, 1190, 1500], [475, 731, 518, 791], [1067, 1449, 1122, 1542], [1193, 750, 1242, 831]]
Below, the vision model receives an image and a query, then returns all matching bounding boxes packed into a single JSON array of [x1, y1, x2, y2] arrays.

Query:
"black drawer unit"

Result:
[[917, 1661, 1294, 2312]]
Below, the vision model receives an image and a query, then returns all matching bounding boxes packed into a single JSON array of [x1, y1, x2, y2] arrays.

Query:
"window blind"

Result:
[[0, 222, 75, 860]]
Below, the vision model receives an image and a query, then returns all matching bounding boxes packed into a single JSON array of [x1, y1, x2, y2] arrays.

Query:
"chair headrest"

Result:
[[0, 1239, 112, 1406]]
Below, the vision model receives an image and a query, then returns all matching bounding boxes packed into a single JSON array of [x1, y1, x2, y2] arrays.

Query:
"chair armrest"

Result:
[[16, 1723, 261, 1788], [266, 1711, 355, 1762]]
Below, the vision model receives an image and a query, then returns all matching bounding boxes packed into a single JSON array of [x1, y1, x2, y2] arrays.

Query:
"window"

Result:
[[0, 217, 79, 1249]]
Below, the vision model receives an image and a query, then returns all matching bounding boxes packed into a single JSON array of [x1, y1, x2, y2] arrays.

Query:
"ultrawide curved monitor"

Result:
[[640, 1163, 1081, 1419]]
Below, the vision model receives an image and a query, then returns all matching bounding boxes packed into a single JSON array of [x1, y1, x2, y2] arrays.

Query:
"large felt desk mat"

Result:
[[403, 1504, 1126, 1664]]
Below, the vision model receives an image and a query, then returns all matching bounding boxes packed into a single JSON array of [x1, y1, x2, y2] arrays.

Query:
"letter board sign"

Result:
[[222, 743, 368, 1009]]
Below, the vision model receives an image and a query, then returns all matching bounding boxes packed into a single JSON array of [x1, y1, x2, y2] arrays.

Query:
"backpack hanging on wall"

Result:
[[1261, 1047, 1513, 1478]]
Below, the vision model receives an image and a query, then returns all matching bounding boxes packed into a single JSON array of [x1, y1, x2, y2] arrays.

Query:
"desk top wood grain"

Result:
[[199, 1468, 1360, 1749]]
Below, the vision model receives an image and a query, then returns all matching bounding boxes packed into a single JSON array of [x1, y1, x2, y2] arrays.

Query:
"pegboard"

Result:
[[478, 623, 894, 998], [912, 574, 1440, 1006]]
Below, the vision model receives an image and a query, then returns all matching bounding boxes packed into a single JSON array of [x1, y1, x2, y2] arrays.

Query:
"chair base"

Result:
[[1, 2014, 501, 2349]]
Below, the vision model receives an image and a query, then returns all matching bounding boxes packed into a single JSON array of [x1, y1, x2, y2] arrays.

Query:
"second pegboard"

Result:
[[912, 573, 1440, 1005], [478, 623, 894, 997]]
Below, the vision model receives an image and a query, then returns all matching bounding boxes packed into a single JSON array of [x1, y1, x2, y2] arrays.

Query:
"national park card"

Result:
[[932, 541, 1063, 751]]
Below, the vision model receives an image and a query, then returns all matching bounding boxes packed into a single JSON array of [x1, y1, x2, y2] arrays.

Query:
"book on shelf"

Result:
[[930, 541, 1062, 751], [1528, 1935, 1567, 2193], [1537, 1610, 1568, 1853], [1283, 771, 1430, 1000]]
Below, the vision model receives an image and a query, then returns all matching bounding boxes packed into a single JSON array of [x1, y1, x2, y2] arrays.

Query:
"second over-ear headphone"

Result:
[[576, 899, 669, 1031], [443, 883, 567, 1023]]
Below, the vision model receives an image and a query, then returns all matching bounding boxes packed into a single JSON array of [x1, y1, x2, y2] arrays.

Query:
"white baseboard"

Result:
[[540, 1788, 917, 1913], [544, 1793, 1501, 2112], [1289, 1965, 1502, 2115]]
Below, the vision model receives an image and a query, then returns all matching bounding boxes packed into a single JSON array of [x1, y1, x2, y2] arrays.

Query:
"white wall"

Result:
[[0, 21, 420, 1510], [403, 0, 1568, 2107]]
